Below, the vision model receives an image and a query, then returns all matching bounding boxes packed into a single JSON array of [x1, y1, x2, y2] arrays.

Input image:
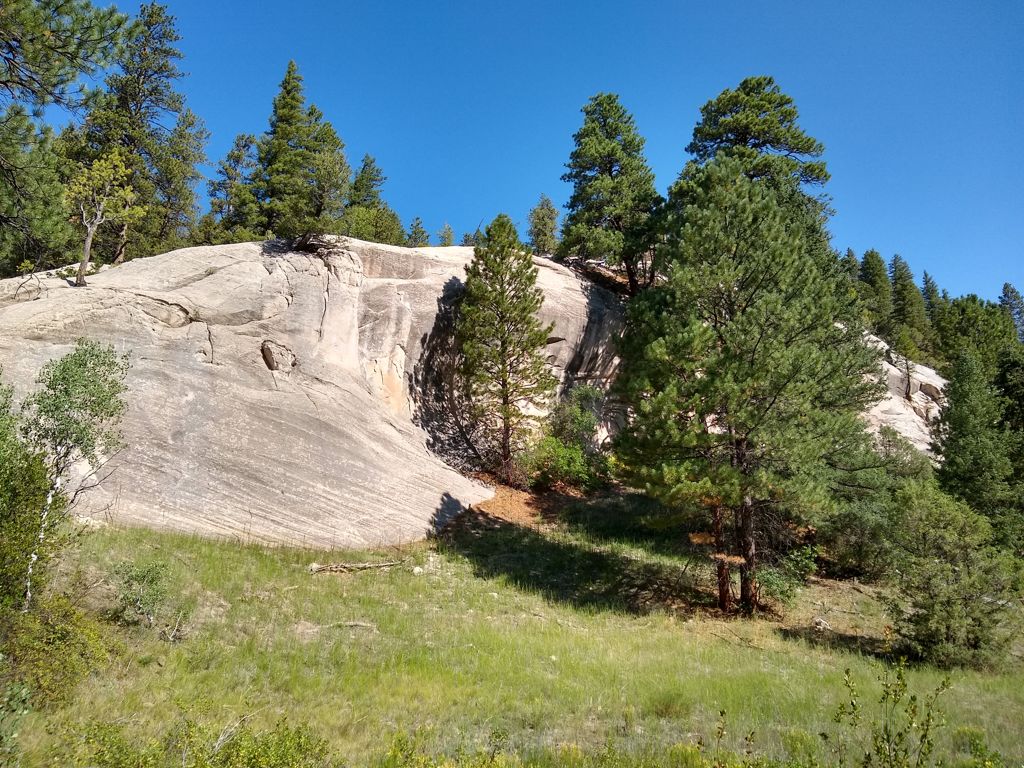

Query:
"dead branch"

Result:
[[307, 559, 406, 575]]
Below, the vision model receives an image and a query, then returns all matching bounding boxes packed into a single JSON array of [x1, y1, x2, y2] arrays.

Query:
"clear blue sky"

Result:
[[155, 0, 1020, 299]]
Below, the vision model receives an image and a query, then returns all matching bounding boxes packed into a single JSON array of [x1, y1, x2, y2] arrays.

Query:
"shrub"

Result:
[[112, 560, 169, 627], [0, 655, 30, 765], [521, 436, 591, 490], [0, 595, 110, 706], [886, 481, 1022, 668], [523, 385, 609, 491]]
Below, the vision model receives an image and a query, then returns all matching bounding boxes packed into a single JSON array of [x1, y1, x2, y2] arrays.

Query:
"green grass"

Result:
[[17, 496, 1024, 765]]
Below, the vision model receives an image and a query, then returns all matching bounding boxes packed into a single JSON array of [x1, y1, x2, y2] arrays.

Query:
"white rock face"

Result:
[[864, 335, 946, 453], [0, 237, 621, 547]]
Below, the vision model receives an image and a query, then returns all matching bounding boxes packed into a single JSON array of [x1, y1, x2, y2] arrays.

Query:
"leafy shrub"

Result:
[[60, 717, 339, 768], [0, 595, 110, 706], [0, 655, 30, 765], [886, 481, 1022, 668], [112, 560, 169, 626], [523, 385, 609, 490]]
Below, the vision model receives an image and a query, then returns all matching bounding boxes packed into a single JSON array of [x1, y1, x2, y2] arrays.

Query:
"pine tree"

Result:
[[306, 105, 350, 231], [437, 222, 454, 246], [460, 230, 481, 247], [256, 60, 312, 238], [999, 282, 1024, 343], [932, 294, 1018, 378], [686, 75, 829, 188], [0, 107, 73, 276], [889, 255, 930, 356], [615, 158, 882, 612], [560, 93, 660, 294], [933, 352, 1017, 546], [527, 194, 559, 256], [922, 271, 942, 321], [207, 133, 263, 239], [406, 216, 429, 247], [339, 203, 405, 245], [348, 154, 386, 209], [456, 214, 555, 479], [858, 249, 893, 336], [839, 248, 859, 282]]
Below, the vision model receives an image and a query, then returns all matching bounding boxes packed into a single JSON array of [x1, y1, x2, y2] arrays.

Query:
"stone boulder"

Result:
[[0, 237, 621, 547]]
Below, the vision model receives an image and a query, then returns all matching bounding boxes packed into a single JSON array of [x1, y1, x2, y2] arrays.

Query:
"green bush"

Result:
[[60, 717, 339, 768], [523, 385, 609, 491], [112, 560, 170, 627], [886, 481, 1022, 668], [0, 595, 111, 706], [0, 655, 30, 765]]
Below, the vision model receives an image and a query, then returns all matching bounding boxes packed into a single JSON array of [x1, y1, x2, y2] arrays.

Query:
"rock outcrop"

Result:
[[0, 237, 944, 547], [0, 237, 621, 547], [865, 336, 946, 453]]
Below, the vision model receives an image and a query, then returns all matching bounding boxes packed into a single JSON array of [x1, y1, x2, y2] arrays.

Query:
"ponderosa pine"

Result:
[[616, 157, 882, 613], [527, 194, 559, 256], [456, 214, 555, 480]]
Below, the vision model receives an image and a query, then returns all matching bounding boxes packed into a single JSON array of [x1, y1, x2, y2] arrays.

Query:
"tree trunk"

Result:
[[623, 258, 639, 296], [76, 226, 96, 286], [738, 496, 758, 613], [112, 221, 129, 265], [713, 505, 732, 612], [23, 477, 60, 613]]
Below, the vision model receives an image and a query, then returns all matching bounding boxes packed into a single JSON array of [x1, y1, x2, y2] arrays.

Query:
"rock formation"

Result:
[[0, 237, 620, 547], [0, 237, 943, 547]]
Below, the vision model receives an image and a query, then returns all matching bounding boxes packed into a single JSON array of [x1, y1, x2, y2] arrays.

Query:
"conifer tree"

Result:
[[437, 222, 454, 246], [932, 295, 1017, 378], [839, 248, 859, 282], [616, 158, 882, 612], [527, 194, 559, 256], [207, 133, 263, 239], [999, 282, 1024, 343], [68, 3, 207, 262], [307, 106, 350, 231], [348, 154, 386, 209], [889, 255, 930, 355], [256, 60, 312, 238], [922, 271, 942, 321], [933, 352, 1017, 546], [406, 217, 429, 247], [686, 75, 829, 188], [339, 203, 405, 245], [858, 249, 893, 336], [456, 214, 555, 479], [559, 93, 660, 294]]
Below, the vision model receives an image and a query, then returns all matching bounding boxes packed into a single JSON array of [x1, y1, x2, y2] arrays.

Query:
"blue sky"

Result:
[[139, 0, 1021, 299]]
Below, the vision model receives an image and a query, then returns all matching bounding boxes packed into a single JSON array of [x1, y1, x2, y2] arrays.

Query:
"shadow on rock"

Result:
[[410, 276, 483, 470], [436, 504, 714, 616]]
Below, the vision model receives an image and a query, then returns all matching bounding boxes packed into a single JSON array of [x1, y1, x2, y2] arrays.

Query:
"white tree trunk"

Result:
[[22, 476, 61, 613]]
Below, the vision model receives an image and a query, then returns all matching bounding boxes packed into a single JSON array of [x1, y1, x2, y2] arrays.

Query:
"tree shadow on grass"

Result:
[[775, 625, 893, 661], [436, 502, 716, 617], [556, 493, 707, 562]]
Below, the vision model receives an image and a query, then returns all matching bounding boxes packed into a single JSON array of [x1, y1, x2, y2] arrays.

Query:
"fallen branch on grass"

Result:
[[308, 559, 406, 574]]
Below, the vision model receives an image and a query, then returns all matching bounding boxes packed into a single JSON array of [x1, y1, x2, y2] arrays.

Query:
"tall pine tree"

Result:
[[559, 93, 660, 294], [527, 193, 559, 256], [456, 214, 555, 479], [616, 157, 882, 612], [889, 254, 930, 356], [999, 282, 1024, 343], [858, 249, 893, 336]]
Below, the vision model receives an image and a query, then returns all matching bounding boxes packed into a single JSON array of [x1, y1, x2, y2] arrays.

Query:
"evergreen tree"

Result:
[[999, 282, 1024, 343], [932, 294, 1018, 378], [889, 255, 930, 355], [839, 248, 859, 282], [933, 352, 1017, 547], [406, 216, 429, 247], [339, 203, 405, 245], [306, 105, 350, 232], [348, 154, 386, 209], [460, 230, 481, 247], [559, 93, 660, 294], [527, 194, 559, 256], [922, 271, 942, 321], [207, 133, 263, 239], [456, 214, 555, 479], [256, 60, 312, 238], [66, 3, 207, 263], [437, 222, 454, 246], [686, 75, 829, 188], [858, 249, 893, 336], [0, 107, 73, 275], [616, 158, 881, 613]]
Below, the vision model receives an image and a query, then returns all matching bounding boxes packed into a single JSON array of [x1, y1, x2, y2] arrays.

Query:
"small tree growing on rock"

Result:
[[66, 151, 143, 286], [456, 214, 555, 482]]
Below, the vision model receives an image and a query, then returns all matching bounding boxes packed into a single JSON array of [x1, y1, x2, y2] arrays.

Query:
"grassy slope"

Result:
[[19, 491, 1024, 764]]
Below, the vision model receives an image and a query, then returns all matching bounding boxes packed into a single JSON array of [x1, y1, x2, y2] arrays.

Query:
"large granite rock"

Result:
[[0, 237, 621, 547], [0, 237, 943, 547]]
